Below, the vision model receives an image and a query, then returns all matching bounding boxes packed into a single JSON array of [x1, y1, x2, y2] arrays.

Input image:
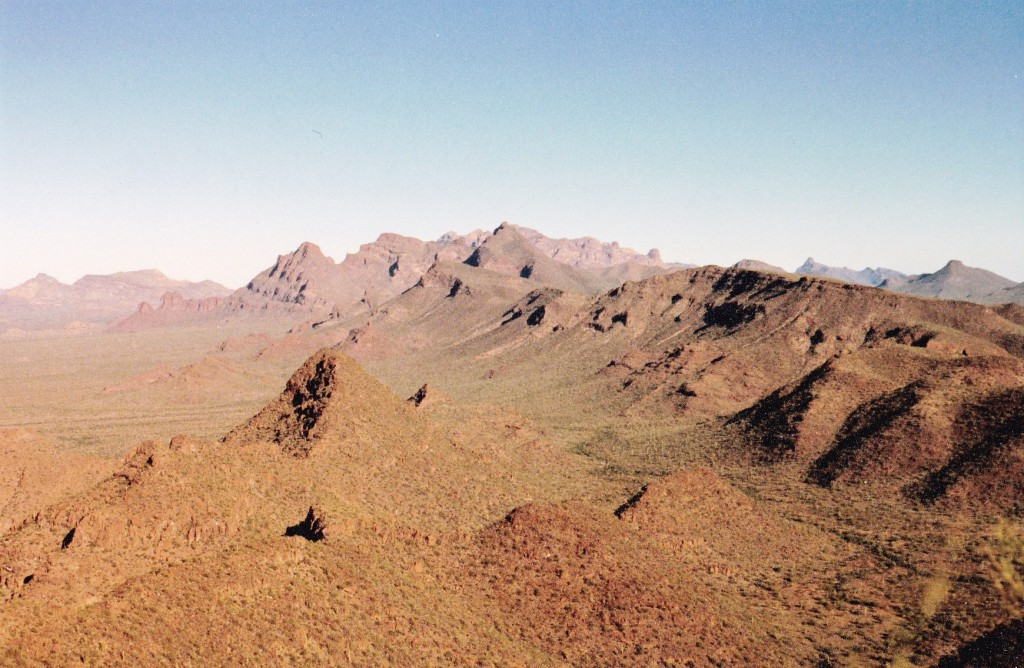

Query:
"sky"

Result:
[[1, 1, 1022, 289]]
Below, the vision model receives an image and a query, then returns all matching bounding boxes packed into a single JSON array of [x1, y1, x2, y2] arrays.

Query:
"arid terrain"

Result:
[[0, 225, 1021, 667]]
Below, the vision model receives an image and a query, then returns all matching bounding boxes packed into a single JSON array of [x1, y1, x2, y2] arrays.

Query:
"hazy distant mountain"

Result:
[[516, 226, 687, 271], [0, 270, 231, 332], [881, 260, 1021, 304], [990, 282, 1024, 305], [790, 257, 1022, 306], [111, 291, 229, 332], [465, 223, 685, 295], [795, 257, 905, 287], [731, 259, 788, 274]]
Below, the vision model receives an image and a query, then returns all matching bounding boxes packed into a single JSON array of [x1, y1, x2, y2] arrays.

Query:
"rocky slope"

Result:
[[0, 349, 925, 666], [3, 230, 1023, 665], [343, 261, 1024, 513]]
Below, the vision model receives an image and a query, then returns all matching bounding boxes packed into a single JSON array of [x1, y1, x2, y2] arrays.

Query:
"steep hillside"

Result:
[[103, 226, 684, 332], [0, 430, 111, 534], [345, 263, 1024, 423], [540, 267, 1024, 419], [731, 350, 1024, 511], [337, 259, 591, 364], [0, 349, 595, 663], [342, 262, 1024, 518]]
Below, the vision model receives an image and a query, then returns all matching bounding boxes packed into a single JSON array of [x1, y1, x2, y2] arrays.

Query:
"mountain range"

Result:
[[794, 256, 1023, 305], [0, 270, 230, 333], [794, 256, 907, 287], [4, 231, 1020, 338], [1, 222, 1022, 664]]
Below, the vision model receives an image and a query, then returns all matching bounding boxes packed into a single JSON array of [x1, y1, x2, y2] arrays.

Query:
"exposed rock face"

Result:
[[226, 232, 488, 317], [223, 348, 417, 457], [337, 231, 484, 308], [407, 383, 448, 408], [237, 241, 344, 312], [285, 505, 328, 541]]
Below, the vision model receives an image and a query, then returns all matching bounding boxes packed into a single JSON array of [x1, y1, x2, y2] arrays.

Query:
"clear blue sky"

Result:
[[2, 1, 1022, 288]]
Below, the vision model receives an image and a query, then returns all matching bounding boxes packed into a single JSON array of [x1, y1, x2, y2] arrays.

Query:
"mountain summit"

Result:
[[223, 348, 415, 456], [882, 259, 1018, 303]]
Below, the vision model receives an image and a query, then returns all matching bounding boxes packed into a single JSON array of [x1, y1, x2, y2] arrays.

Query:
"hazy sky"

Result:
[[2, 1, 1022, 288]]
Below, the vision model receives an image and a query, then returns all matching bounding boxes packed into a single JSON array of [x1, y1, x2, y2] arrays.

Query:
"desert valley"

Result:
[[0, 223, 1022, 667]]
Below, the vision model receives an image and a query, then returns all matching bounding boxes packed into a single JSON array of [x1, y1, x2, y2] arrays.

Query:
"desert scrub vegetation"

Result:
[[984, 518, 1024, 616]]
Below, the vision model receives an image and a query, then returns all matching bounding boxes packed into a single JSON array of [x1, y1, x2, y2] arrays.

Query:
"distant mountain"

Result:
[[791, 257, 1023, 306], [795, 257, 905, 287], [232, 241, 348, 313], [881, 260, 1021, 305], [111, 292, 228, 332], [337, 231, 486, 309], [225, 231, 487, 317], [732, 259, 788, 274], [464, 223, 679, 295], [515, 226, 686, 271], [224, 224, 685, 321], [463, 223, 608, 294], [990, 282, 1024, 305], [0, 271, 231, 332]]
